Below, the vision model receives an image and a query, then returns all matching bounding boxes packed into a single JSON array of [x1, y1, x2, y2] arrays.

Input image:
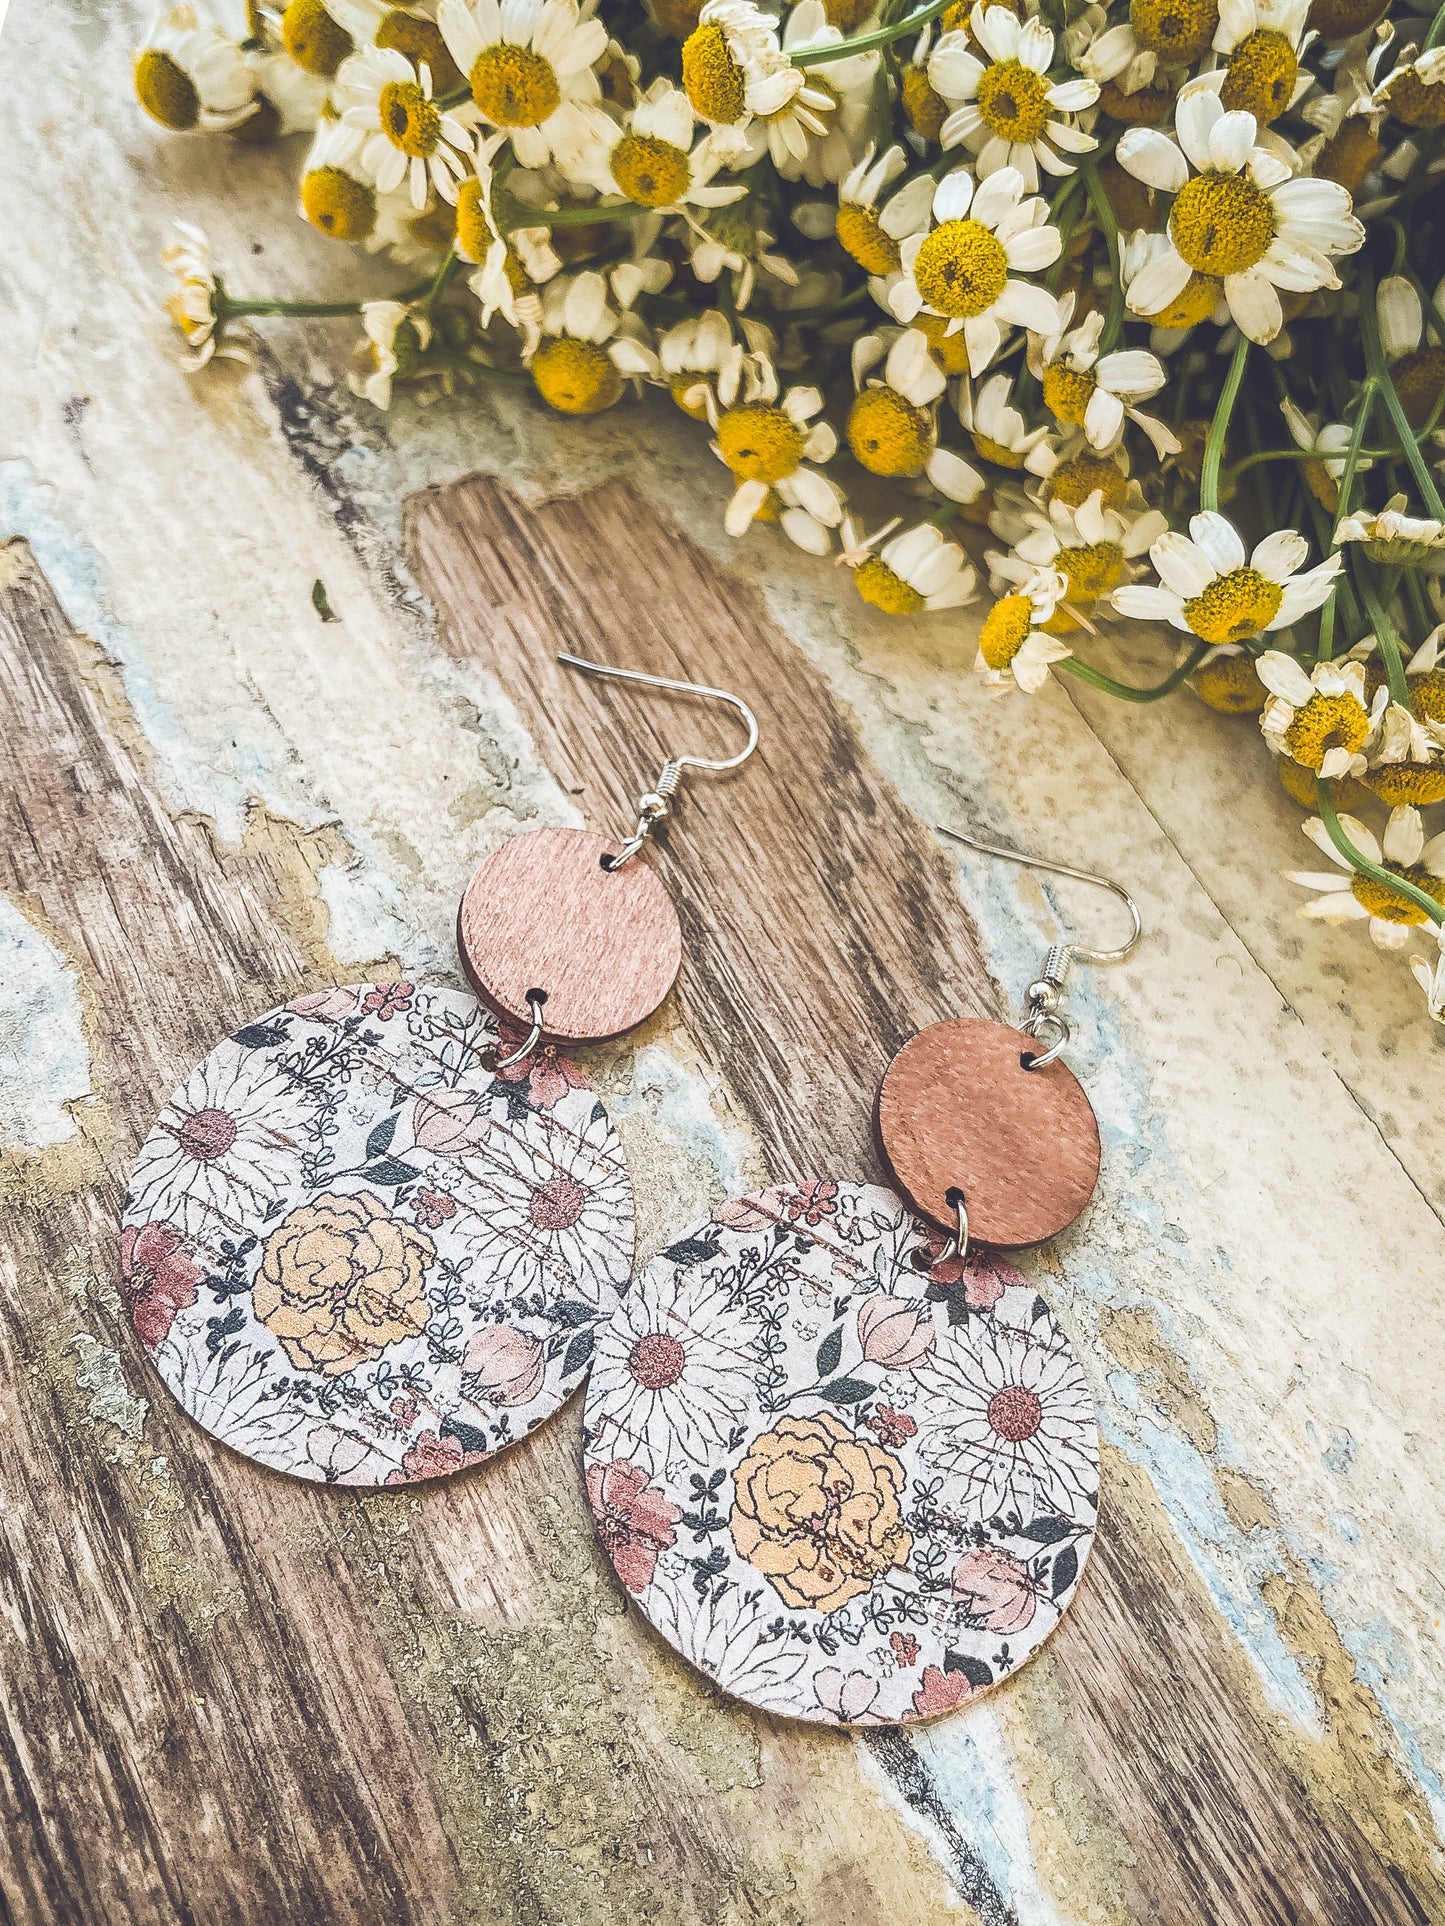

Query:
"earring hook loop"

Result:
[[557, 652, 759, 865]]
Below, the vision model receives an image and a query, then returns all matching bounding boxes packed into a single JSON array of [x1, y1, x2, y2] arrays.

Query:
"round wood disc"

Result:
[[878, 1019, 1101, 1247], [122, 983, 634, 1485], [457, 827, 682, 1042], [583, 1180, 1098, 1725]]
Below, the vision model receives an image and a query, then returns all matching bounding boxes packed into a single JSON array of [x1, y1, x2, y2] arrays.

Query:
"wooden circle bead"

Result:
[[877, 1018, 1101, 1247], [457, 826, 682, 1042]]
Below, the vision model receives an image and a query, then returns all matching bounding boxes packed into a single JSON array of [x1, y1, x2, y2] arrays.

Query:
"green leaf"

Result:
[[362, 1158, 422, 1186], [817, 1376, 876, 1405], [816, 1327, 844, 1378], [663, 1235, 722, 1268], [563, 1327, 595, 1375], [550, 1299, 596, 1329], [311, 578, 339, 622], [366, 1112, 399, 1160]]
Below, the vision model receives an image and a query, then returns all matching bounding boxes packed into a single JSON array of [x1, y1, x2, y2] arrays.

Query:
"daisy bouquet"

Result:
[[139, 0, 1445, 1018]]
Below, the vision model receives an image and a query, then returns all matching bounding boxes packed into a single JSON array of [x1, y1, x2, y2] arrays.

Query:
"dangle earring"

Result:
[[121, 657, 757, 1489], [583, 828, 1139, 1728]]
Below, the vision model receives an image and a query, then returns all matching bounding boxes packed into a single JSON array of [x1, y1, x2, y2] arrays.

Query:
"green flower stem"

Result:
[[1079, 160, 1125, 353], [1315, 377, 1378, 662], [501, 196, 655, 230], [792, 0, 954, 63], [1354, 563, 1413, 706], [420, 244, 458, 319], [1060, 640, 1210, 702], [1425, 0, 1445, 51], [1200, 331, 1250, 514], [1317, 777, 1445, 924], [219, 296, 367, 318], [1359, 256, 1445, 520]]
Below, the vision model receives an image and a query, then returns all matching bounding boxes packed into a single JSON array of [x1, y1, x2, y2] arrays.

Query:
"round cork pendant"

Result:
[[122, 982, 633, 1485], [583, 1180, 1098, 1726], [878, 1019, 1101, 1247], [457, 827, 682, 1042]]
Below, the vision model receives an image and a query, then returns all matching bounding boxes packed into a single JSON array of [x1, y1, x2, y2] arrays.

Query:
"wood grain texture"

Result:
[[877, 1019, 1102, 1244], [458, 825, 681, 1038]]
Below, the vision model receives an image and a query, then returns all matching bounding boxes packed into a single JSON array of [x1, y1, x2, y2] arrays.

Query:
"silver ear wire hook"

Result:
[[937, 822, 1141, 1071], [557, 653, 759, 867]]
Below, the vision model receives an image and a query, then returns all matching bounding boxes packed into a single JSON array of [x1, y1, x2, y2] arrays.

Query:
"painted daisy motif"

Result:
[[1289, 808, 1445, 949], [887, 165, 1063, 377], [588, 1264, 756, 1464], [975, 568, 1072, 691], [913, 1315, 1098, 1519], [524, 267, 663, 414], [930, 4, 1100, 191], [1117, 84, 1363, 343], [1113, 512, 1342, 647], [438, 0, 614, 171], [135, 5, 257, 132], [1255, 651, 1384, 776], [840, 517, 978, 615], [333, 44, 476, 208], [1029, 301, 1181, 458]]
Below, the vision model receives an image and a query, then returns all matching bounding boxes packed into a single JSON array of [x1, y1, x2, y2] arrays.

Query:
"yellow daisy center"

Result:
[[1181, 566, 1282, 643], [1307, 0, 1385, 34], [913, 219, 1010, 320], [1049, 454, 1128, 508], [470, 45, 562, 127], [1411, 668, 1445, 725], [301, 167, 377, 241], [1384, 66, 1445, 128], [376, 13, 463, 94], [917, 311, 973, 375], [1220, 29, 1298, 125], [1351, 865, 1445, 923], [281, 0, 354, 77], [1192, 651, 1267, 713], [454, 176, 493, 261], [1099, 78, 1173, 122], [715, 404, 806, 482], [836, 203, 902, 275], [848, 387, 933, 476], [1274, 755, 1370, 810], [1170, 173, 1274, 276], [975, 59, 1052, 144], [611, 132, 693, 207], [971, 431, 1023, 465], [530, 339, 623, 415], [1058, 540, 1125, 598], [1130, 0, 1219, 60], [902, 66, 949, 142], [1281, 690, 1369, 769], [409, 198, 458, 252], [1151, 270, 1222, 328], [134, 49, 200, 129], [979, 594, 1036, 668], [1364, 762, 1445, 806], [1041, 363, 1097, 429], [681, 22, 747, 123], [379, 79, 441, 155], [1392, 347, 1445, 430], [855, 555, 925, 614]]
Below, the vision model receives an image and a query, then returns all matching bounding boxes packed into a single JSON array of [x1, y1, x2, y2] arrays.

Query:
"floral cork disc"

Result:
[[582, 1181, 1098, 1726], [122, 982, 633, 1485]]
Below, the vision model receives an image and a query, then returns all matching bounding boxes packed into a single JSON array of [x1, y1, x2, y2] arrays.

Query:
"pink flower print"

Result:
[[463, 1324, 547, 1406], [952, 1546, 1038, 1635], [890, 1631, 921, 1668], [911, 1664, 980, 1719], [587, 1459, 681, 1593], [493, 1024, 590, 1110], [362, 980, 414, 1019], [411, 1187, 458, 1230], [869, 1404, 918, 1449], [813, 1667, 880, 1723], [857, 1294, 936, 1370], [285, 986, 361, 1023], [785, 1179, 839, 1227], [916, 1234, 1018, 1310], [412, 1087, 492, 1155], [390, 1394, 419, 1427], [712, 1195, 779, 1232], [386, 1429, 482, 1484], [120, 1224, 202, 1348]]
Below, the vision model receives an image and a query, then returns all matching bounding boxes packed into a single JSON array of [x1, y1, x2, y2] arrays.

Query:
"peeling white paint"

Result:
[[0, 896, 92, 1149], [71, 1334, 149, 1441]]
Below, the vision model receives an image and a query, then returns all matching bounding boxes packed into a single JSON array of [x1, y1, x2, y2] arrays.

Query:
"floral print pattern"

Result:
[[123, 983, 633, 1484], [582, 1180, 1097, 1726]]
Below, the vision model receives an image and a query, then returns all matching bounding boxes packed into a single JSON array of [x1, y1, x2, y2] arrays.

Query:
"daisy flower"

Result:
[[1367, 44, 1445, 131], [680, 0, 833, 159], [646, 1581, 808, 1704], [1336, 495, 1445, 571], [438, 0, 614, 172], [991, 494, 1168, 624], [1280, 397, 1372, 512], [1212, 0, 1315, 127], [1029, 439, 1142, 512], [839, 518, 978, 615], [1082, 0, 1222, 96], [135, 5, 256, 132], [1255, 651, 1383, 776], [707, 377, 839, 535], [162, 223, 246, 371], [333, 44, 476, 208], [960, 369, 1052, 470], [351, 299, 431, 408], [1114, 511, 1342, 648], [299, 116, 379, 243], [1117, 85, 1363, 343], [888, 165, 1064, 378], [687, 212, 800, 312], [1409, 925, 1445, 1024], [835, 144, 922, 278], [525, 267, 661, 414], [455, 133, 555, 334], [588, 1265, 756, 1464], [767, 1, 879, 187], [1121, 229, 1227, 335], [326, 0, 466, 94], [1028, 301, 1181, 457], [930, 4, 1100, 191], [601, 78, 748, 213], [975, 568, 1072, 691], [849, 330, 988, 500], [1289, 808, 1445, 950], [658, 308, 775, 416]]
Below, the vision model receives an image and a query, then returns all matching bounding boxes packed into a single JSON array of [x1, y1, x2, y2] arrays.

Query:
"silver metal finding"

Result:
[[940, 1186, 970, 1267], [493, 990, 546, 1069], [557, 653, 760, 867], [937, 822, 1141, 1070]]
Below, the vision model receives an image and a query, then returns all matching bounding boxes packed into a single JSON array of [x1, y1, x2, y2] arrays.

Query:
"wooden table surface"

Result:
[[2, 5, 1444, 1922]]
